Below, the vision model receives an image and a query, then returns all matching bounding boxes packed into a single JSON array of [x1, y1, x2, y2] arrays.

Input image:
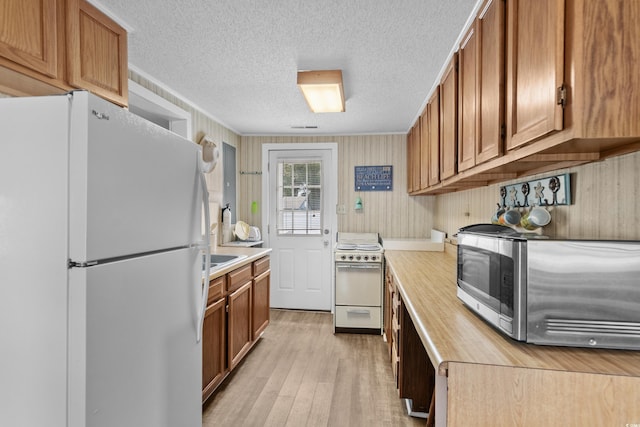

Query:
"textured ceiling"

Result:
[[94, 0, 478, 135]]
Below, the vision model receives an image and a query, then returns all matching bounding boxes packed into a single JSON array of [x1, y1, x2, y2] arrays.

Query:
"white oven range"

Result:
[[334, 232, 384, 334]]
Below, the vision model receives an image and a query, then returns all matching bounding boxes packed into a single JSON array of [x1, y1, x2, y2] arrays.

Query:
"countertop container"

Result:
[[381, 229, 445, 251]]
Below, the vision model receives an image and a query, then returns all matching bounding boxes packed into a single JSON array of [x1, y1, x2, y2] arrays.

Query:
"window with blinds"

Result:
[[276, 160, 322, 235]]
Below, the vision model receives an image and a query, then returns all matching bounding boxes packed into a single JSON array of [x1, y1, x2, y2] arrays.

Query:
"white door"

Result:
[[262, 143, 337, 310]]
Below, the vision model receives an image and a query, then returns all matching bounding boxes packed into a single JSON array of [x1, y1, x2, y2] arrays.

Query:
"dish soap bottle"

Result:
[[221, 203, 232, 243]]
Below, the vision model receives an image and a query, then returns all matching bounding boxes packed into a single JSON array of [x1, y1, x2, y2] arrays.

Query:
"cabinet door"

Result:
[[420, 108, 430, 190], [440, 54, 458, 180], [412, 119, 422, 191], [458, 23, 479, 172], [252, 270, 270, 340], [406, 127, 414, 192], [202, 297, 226, 403], [228, 281, 252, 370], [0, 0, 58, 78], [427, 88, 441, 187], [505, 0, 564, 150], [477, 0, 505, 164], [66, 0, 128, 106]]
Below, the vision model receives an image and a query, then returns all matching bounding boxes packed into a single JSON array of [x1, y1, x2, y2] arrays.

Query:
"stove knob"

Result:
[[363, 255, 369, 261], [348, 255, 354, 261], [371, 255, 377, 261], [355, 255, 361, 261], [340, 255, 346, 260]]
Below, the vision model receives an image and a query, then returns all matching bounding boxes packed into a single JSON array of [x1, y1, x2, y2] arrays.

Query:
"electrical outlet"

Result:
[[336, 204, 347, 214]]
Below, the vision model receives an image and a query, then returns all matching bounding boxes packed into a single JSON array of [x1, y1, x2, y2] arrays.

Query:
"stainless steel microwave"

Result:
[[456, 224, 640, 350]]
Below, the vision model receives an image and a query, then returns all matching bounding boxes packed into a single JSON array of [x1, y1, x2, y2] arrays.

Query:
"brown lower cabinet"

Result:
[[202, 296, 226, 402], [228, 281, 253, 370], [399, 301, 435, 414], [252, 270, 270, 339], [202, 255, 270, 403], [386, 265, 436, 424]]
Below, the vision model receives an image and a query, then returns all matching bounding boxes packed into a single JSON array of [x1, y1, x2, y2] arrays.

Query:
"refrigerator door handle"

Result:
[[197, 167, 211, 342]]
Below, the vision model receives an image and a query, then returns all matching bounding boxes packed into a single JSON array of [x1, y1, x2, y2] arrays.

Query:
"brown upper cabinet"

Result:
[[507, 0, 640, 152], [505, 0, 564, 150], [477, 0, 505, 165], [410, 0, 640, 196], [419, 107, 430, 190], [0, 0, 60, 79], [440, 53, 458, 181], [561, 0, 640, 141], [406, 127, 414, 192], [458, 0, 506, 173], [412, 119, 422, 193], [67, 0, 128, 106], [406, 121, 422, 193], [427, 88, 441, 187], [408, 86, 441, 193], [0, 0, 128, 106], [457, 23, 479, 172]]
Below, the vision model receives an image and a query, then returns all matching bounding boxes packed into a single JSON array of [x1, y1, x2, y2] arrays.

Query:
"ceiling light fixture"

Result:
[[297, 70, 345, 113]]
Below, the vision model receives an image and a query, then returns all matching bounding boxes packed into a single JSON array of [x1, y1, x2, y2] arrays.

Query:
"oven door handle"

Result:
[[336, 264, 380, 269], [346, 309, 371, 315]]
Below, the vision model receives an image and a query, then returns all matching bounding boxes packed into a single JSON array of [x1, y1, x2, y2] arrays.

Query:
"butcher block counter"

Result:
[[384, 247, 640, 427]]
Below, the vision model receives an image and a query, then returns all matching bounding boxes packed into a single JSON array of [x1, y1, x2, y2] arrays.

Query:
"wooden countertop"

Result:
[[384, 248, 640, 377], [205, 246, 272, 280]]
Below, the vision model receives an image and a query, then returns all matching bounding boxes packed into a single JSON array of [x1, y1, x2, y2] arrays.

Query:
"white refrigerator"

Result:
[[0, 91, 211, 427]]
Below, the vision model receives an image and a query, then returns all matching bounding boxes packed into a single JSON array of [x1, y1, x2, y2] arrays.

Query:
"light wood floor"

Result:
[[202, 309, 425, 427]]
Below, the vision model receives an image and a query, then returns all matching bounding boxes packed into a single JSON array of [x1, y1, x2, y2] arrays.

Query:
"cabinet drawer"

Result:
[[335, 306, 381, 329], [253, 256, 270, 276], [227, 264, 252, 293], [207, 275, 225, 305]]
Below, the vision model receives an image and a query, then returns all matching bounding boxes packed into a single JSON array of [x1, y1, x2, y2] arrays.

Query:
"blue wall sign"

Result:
[[355, 165, 393, 191]]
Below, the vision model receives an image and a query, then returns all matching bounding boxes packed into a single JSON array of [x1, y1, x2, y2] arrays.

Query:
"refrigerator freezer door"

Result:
[[68, 91, 203, 263], [68, 248, 202, 427]]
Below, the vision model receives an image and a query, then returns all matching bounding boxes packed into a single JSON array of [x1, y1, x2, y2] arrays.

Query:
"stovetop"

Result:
[[335, 242, 383, 251], [335, 232, 384, 262]]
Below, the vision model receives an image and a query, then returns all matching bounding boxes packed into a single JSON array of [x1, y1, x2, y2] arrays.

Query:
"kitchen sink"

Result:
[[202, 254, 247, 272]]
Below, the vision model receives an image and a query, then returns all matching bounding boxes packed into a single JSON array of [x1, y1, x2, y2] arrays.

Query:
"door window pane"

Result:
[[277, 160, 322, 235]]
